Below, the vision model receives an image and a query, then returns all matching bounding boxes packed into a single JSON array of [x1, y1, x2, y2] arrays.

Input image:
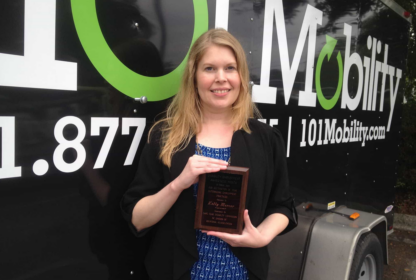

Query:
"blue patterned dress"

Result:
[[190, 143, 249, 280]]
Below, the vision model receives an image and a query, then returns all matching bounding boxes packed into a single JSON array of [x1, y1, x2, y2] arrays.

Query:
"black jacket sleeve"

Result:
[[120, 129, 165, 237], [264, 128, 298, 235]]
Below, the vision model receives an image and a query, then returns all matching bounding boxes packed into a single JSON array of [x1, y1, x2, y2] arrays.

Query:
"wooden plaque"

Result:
[[194, 166, 249, 234]]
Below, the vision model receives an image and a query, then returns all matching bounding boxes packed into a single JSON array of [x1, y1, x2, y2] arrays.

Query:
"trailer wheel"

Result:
[[349, 233, 383, 280]]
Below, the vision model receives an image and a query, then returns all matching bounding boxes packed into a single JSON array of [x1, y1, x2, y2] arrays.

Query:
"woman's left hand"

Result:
[[205, 210, 268, 248]]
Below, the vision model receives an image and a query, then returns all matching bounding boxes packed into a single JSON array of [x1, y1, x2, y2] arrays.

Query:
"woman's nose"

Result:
[[215, 70, 227, 82]]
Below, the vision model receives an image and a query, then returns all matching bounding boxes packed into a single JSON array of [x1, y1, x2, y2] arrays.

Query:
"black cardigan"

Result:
[[121, 119, 297, 280]]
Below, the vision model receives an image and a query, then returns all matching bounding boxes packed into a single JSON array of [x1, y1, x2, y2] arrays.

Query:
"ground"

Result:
[[383, 190, 416, 279], [384, 229, 416, 280]]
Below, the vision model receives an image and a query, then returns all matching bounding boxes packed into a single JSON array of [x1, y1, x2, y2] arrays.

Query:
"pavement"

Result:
[[394, 214, 416, 232], [383, 214, 416, 280]]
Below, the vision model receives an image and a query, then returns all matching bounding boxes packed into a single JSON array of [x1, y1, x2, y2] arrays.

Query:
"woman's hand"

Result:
[[204, 210, 269, 248], [171, 155, 228, 192]]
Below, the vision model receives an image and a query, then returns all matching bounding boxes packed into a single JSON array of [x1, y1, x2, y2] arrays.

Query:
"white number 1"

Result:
[[0, 117, 22, 179], [0, 0, 77, 90]]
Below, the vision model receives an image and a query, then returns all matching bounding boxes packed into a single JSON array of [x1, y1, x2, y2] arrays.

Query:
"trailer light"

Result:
[[404, 11, 411, 18], [349, 213, 360, 220], [305, 203, 313, 210]]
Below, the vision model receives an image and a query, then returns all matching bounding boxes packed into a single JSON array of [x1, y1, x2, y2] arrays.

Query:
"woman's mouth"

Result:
[[210, 89, 231, 96]]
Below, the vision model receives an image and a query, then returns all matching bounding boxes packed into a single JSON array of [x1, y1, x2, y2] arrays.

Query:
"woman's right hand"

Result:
[[171, 155, 229, 192]]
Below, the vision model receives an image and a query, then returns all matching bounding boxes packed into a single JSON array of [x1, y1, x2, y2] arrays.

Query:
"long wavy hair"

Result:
[[150, 28, 262, 167]]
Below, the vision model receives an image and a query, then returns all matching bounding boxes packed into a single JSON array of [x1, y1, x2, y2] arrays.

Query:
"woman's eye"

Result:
[[205, 67, 214, 71], [227, 66, 236, 71]]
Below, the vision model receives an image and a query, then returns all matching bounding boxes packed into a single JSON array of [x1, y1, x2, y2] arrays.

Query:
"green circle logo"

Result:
[[316, 35, 343, 110], [71, 0, 208, 101]]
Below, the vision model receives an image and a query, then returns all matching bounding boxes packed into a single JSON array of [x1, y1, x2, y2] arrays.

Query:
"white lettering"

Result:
[[0, 0, 77, 90], [252, 1, 322, 106], [323, 119, 337, 145], [387, 68, 402, 131], [215, 0, 229, 30], [341, 24, 363, 111]]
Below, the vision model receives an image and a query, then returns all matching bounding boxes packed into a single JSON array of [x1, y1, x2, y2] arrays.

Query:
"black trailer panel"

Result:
[[0, 0, 410, 279]]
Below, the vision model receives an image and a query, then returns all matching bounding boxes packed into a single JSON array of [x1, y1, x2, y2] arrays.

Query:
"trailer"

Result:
[[0, 0, 412, 279]]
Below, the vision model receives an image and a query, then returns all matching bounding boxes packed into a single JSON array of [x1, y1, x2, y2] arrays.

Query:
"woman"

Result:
[[121, 29, 297, 280]]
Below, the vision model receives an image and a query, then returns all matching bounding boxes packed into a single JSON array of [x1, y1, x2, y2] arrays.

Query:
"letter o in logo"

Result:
[[71, 0, 208, 101]]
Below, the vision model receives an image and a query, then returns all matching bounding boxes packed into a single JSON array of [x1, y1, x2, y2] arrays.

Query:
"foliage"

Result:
[[395, 189, 416, 214], [395, 0, 416, 191]]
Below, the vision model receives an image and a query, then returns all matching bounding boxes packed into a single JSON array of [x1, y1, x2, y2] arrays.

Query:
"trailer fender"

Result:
[[302, 206, 387, 280]]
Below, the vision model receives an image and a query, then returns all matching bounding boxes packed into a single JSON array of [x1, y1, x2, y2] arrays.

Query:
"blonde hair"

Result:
[[150, 28, 262, 167]]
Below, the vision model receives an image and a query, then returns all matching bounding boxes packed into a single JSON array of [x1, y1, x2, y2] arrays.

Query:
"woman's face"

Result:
[[195, 44, 241, 113]]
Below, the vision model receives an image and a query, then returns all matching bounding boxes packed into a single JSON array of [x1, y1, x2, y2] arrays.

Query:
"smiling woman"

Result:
[[121, 29, 298, 280], [196, 45, 241, 113]]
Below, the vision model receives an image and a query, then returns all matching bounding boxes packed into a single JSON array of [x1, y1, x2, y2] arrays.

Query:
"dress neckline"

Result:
[[196, 143, 231, 150]]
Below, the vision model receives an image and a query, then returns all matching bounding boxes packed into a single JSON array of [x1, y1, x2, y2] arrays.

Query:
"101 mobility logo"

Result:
[[0, 0, 404, 179], [0, 0, 403, 125]]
